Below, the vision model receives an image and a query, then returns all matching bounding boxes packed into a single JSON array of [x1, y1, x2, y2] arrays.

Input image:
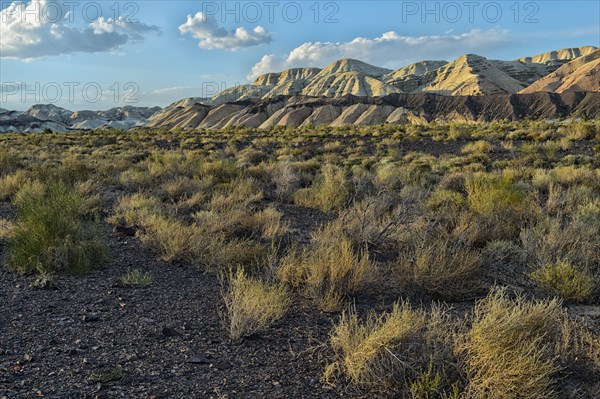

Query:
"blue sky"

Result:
[[1, 0, 599, 110]]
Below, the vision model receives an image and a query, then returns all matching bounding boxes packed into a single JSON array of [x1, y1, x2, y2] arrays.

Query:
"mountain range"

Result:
[[0, 105, 161, 133], [1, 46, 598, 132], [207, 46, 598, 103]]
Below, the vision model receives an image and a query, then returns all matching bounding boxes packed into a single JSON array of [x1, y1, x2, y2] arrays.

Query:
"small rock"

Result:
[[161, 327, 180, 337], [213, 361, 231, 370], [187, 355, 211, 365], [82, 313, 100, 322]]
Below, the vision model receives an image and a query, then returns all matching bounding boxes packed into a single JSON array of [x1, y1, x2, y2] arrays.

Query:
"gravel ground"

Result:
[[1, 200, 599, 399], [0, 224, 384, 399]]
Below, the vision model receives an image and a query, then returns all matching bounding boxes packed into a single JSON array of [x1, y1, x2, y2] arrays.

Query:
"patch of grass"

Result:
[[462, 288, 563, 399], [466, 173, 533, 240], [410, 365, 461, 399], [461, 140, 492, 155], [531, 260, 596, 303], [324, 302, 455, 394], [222, 269, 290, 341], [397, 239, 482, 300], [120, 268, 153, 287], [6, 181, 106, 274], [279, 226, 377, 312], [0, 219, 13, 242], [293, 164, 350, 212]]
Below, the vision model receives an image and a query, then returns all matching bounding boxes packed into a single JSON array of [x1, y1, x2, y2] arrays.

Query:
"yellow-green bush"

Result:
[[325, 302, 456, 394], [463, 289, 563, 399], [531, 261, 596, 303], [279, 226, 376, 312], [293, 164, 350, 212], [223, 269, 290, 340], [466, 173, 534, 240], [6, 181, 106, 274]]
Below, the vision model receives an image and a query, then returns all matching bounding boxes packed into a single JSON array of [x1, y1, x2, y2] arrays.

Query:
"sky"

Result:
[[1, 0, 599, 110]]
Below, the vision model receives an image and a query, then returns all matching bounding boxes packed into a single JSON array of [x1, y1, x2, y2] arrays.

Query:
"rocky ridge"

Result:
[[147, 92, 600, 131], [521, 49, 600, 94], [203, 46, 597, 104], [0, 105, 162, 133]]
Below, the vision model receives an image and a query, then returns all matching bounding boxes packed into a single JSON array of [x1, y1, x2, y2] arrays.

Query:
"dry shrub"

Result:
[[139, 214, 201, 263], [0, 149, 19, 175], [119, 168, 155, 190], [325, 302, 457, 394], [531, 260, 596, 303], [223, 269, 290, 341], [462, 288, 563, 399], [161, 176, 204, 201], [466, 173, 534, 241], [482, 240, 526, 270], [75, 179, 102, 211], [397, 239, 482, 300], [333, 195, 407, 253], [202, 177, 261, 211], [271, 161, 300, 200], [461, 140, 492, 155], [521, 215, 600, 271], [279, 225, 377, 312], [0, 170, 32, 200], [193, 182, 285, 240], [558, 317, 600, 374], [0, 219, 13, 242], [574, 198, 600, 232], [563, 121, 597, 140], [425, 189, 466, 213], [293, 164, 350, 212], [138, 213, 266, 270], [251, 207, 289, 238], [109, 193, 163, 227]]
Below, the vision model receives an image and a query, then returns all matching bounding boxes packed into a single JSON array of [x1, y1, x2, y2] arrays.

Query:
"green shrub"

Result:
[[279, 225, 377, 312], [324, 302, 456, 394], [531, 261, 596, 303], [223, 269, 290, 341], [120, 268, 153, 287], [466, 173, 533, 240], [6, 181, 106, 274], [293, 164, 350, 212], [463, 288, 563, 399]]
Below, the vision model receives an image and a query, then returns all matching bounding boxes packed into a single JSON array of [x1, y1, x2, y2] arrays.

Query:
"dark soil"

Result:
[[0, 219, 385, 399], [1, 181, 599, 398]]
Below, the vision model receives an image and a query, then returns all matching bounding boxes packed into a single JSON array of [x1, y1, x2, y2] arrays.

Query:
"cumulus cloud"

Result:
[[179, 12, 271, 50], [0, 0, 159, 60], [248, 29, 512, 80]]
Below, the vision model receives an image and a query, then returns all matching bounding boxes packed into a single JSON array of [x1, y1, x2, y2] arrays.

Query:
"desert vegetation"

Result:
[[1, 119, 599, 398]]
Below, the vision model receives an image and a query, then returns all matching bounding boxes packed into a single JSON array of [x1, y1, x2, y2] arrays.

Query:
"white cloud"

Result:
[[0, 0, 159, 60], [179, 12, 271, 50], [248, 29, 512, 80]]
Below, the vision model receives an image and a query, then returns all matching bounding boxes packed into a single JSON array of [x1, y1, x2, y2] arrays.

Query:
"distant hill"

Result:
[[202, 46, 597, 104], [3, 46, 598, 132], [147, 92, 600, 130], [0, 104, 161, 133], [521, 49, 600, 94]]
